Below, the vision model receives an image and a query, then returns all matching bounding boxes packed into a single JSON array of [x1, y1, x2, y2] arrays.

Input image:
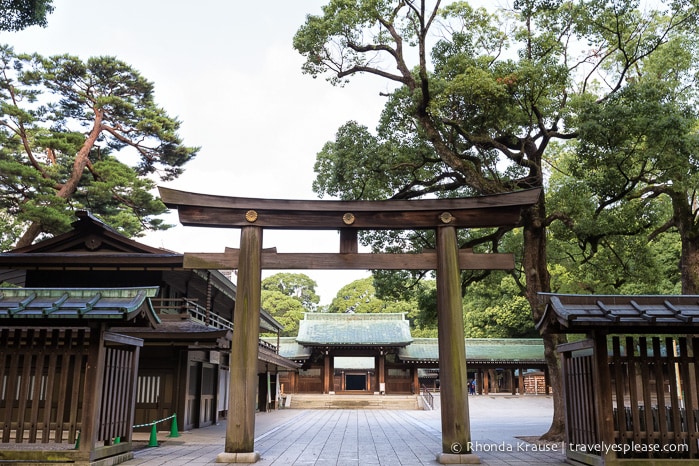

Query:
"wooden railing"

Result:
[[150, 297, 277, 352], [151, 298, 233, 330], [421, 384, 434, 410]]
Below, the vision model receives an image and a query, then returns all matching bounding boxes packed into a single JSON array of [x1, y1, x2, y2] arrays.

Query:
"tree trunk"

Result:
[[521, 192, 566, 441], [672, 194, 699, 295], [15, 222, 44, 249], [14, 111, 104, 248], [681, 237, 699, 295]]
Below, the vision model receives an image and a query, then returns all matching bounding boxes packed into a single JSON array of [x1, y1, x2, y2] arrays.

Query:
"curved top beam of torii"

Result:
[[158, 187, 541, 230], [158, 186, 542, 271]]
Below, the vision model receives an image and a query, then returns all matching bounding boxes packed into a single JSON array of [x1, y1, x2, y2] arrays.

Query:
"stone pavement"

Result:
[[124, 394, 567, 465]]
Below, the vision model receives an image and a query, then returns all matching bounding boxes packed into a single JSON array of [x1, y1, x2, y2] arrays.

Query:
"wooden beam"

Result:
[[174, 204, 525, 229], [183, 248, 514, 271], [159, 186, 541, 230]]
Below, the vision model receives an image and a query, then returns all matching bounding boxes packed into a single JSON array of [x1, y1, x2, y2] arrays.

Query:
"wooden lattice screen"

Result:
[[609, 336, 698, 460], [98, 344, 140, 444], [561, 336, 699, 462], [0, 328, 88, 444], [561, 341, 599, 450], [0, 327, 141, 451]]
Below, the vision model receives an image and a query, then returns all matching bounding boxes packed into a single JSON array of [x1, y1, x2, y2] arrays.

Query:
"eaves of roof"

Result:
[[0, 287, 159, 325]]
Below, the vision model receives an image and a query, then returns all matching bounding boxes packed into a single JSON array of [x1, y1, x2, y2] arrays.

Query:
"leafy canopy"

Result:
[[0, 0, 54, 32], [296, 0, 697, 298], [261, 273, 320, 336], [0, 46, 198, 247]]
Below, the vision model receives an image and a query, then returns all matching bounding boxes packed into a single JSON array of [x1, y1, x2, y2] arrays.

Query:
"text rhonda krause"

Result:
[[465, 442, 560, 452]]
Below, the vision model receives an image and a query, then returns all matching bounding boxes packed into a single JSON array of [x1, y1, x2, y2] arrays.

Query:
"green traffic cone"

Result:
[[169, 414, 180, 438], [148, 423, 158, 447], [114, 436, 120, 444]]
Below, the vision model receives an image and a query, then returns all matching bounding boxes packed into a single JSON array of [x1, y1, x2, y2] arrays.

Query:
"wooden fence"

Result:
[[0, 327, 141, 463], [560, 336, 699, 464], [1, 328, 88, 444]]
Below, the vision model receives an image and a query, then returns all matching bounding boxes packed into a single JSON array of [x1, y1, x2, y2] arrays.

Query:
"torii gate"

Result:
[[159, 186, 541, 464]]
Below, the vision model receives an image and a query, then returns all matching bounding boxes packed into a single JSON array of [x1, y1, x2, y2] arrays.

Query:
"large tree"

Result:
[[0, 46, 198, 247], [561, 34, 699, 293], [294, 0, 697, 440]]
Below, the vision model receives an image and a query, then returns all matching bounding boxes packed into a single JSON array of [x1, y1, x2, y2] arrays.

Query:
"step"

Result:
[[287, 394, 419, 410]]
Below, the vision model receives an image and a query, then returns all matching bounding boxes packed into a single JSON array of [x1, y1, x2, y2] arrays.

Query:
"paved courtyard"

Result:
[[125, 394, 566, 465]]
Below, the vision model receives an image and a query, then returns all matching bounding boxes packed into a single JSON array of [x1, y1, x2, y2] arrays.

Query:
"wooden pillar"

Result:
[[592, 331, 616, 463], [483, 370, 490, 395], [80, 325, 106, 454], [290, 371, 297, 394], [323, 351, 331, 394], [518, 366, 524, 395], [377, 353, 386, 393], [412, 366, 419, 394], [510, 369, 516, 395], [330, 356, 335, 393], [218, 226, 262, 463], [436, 226, 477, 463], [126, 344, 142, 442], [339, 228, 358, 253]]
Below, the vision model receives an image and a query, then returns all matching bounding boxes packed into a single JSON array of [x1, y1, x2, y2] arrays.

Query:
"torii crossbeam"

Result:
[[159, 186, 541, 464]]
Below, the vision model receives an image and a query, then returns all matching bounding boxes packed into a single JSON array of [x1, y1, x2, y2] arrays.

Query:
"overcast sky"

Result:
[[3, 1, 412, 303]]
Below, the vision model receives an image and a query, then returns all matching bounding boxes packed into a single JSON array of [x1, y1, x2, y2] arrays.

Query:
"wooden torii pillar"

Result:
[[159, 186, 540, 464]]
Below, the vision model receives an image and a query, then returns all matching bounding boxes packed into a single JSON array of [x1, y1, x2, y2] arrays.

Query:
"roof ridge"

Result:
[[303, 312, 406, 320]]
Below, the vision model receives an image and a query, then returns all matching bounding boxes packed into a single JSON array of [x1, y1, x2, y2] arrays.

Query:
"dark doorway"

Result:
[[345, 374, 366, 391]]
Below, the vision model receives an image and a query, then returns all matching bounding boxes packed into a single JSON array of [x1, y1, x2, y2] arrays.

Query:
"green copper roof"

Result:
[[296, 313, 412, 346], [275, 337, 312, 359], [399, 338, 545, 363], [0, 287, 159, 322]]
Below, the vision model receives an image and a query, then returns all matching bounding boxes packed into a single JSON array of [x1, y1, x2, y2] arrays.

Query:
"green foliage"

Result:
[[463, 275, 537, 338], [313, 121, 444, 200], [261, 290, 305, 337], [0, 46, 198, 247], [328, 277, 416, 314], [0, 209, 22, 251], [261, 273, 320, 311], [372, 269, 438, 328], [0, 0, 54, 31], [555, 32, 699, 292], [329, 277, 385, 313], [260, 273, 320, 336], [298, 0, 695, 298], [410, 326, 438, 338], [545, 139, 683, 295], [293, 0, 412, 86]]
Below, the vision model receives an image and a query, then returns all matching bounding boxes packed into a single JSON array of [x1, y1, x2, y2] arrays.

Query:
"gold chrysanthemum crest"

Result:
[[245, 210, 258, 223], [439, 212, 454, 224]]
